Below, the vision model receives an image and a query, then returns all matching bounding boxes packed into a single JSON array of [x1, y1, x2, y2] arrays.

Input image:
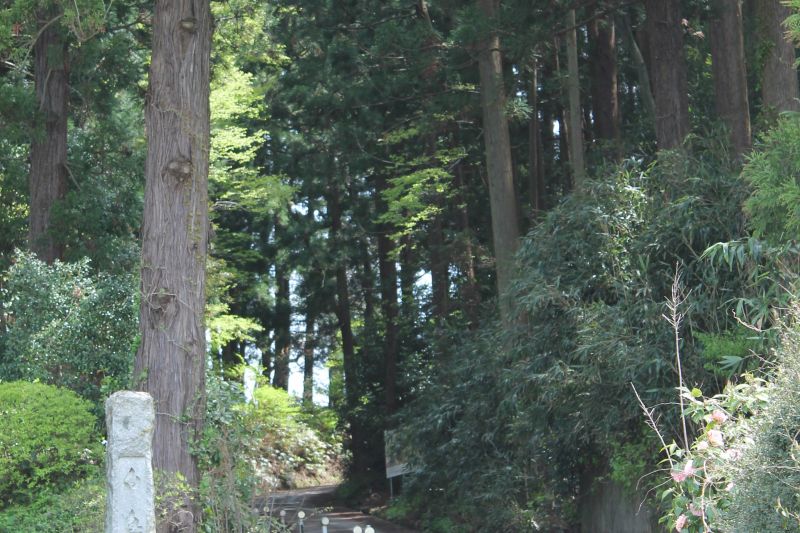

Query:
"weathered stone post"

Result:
[[105, 391, 156, 533]]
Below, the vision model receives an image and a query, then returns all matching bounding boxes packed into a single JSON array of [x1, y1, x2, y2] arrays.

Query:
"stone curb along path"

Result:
[[265, 485, 419, 533]]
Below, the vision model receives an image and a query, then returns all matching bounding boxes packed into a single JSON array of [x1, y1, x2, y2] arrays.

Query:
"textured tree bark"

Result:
[[644, 0, 690, 150], [133, 0, 210, 531], [29, 10, 68, 263], [564, 10, 586, 187], [272, 262, 291, 391], [589, 16, 620, 143], [528, 63, 545, 214], [709, 0, 752, 159], [476, 0, 520, 320], [756, 0, 800, 116]]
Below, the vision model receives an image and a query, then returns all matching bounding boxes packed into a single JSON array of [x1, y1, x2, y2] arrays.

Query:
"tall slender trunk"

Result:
[[476, 0, 520, 320], [302, 306, 315, 407], [589, 16, 620, 143], [644, 0, 690, 150], [528, 62, 545, 213], [565, 10, 586, 187], [326, 177, 364, 470], [133, 0, 211, 530], [756, 0, 800, 116], [709, 0, 752, 159], [272, 262, 291, 390], [29, 10, 68, 263], [376, 176, 399, 414], [619, 15, 656, 123]]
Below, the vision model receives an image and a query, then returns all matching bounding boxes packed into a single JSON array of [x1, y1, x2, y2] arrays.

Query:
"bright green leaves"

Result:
[[379, 147, 464, 239], [743, 116, 800, 245]]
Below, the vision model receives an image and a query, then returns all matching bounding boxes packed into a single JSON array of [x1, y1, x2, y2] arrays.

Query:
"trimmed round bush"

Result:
[[0, 381, 101, 506]]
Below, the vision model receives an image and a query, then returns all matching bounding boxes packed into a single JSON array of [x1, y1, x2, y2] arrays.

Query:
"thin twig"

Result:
[[631, 382, 674, 469]]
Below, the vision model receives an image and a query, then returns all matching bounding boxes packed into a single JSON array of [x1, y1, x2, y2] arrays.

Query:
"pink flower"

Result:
[[671, 470, 688, 482], [671, 460, 695, 482], [689, 503, 704, 517], [675, 514, 688, 531], [708, 429, 725, 447], [696, 440, 709, 451], [712, 410, 728, 424]]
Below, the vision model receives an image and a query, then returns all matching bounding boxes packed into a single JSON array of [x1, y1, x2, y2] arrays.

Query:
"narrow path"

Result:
[[264, 485, 418, 533]]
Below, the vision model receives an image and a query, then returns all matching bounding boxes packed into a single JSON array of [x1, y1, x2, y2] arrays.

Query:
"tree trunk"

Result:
[[272, 262, 291, 391], [133, 0, 211, 530], [376, 176, 399, 414], [565, 10, 586, 187], [528, 62, 546, 213], [644, 0, 690, 150], [619, 14, 656, 124], [589, 16, 620, 143], [326, 177, 364, 470], [709, 0, 752, 159], [756, 0, 800, 117], [476, 0, 520, 320], [29, 10, 68, 263], [302, 306, 315, 407]]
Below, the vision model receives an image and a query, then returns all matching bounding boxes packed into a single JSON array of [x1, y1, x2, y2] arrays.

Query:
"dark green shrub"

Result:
[[0, 469, 105, 532], [0, 251, 137, 407], [0, 381, 102, 506]]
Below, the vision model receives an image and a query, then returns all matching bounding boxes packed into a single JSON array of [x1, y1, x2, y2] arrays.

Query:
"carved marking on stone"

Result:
[[124, 467, 140, 489], [127, 509, 143, 533]]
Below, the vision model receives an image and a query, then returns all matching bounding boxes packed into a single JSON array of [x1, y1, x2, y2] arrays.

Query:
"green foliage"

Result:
[[695, 328, 763, 378], [0, 468, 105, 532], [658, 311, 800, 531], [743, 115, 800, 245], [248, 384, 343, 488], [0, 381, 101, 507], [197, 370, 343, 531], [397, 149, 755, 530], [197, 370, 266, 532], [0, 252, 137, 407], [719, 313, 800, 531]]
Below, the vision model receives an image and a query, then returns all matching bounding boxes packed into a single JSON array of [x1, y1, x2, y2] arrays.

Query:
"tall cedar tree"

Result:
[[589, 16, 620, 143], [645, 0, 690, 149], [133, 0, 210, 530], [565, 9, 586, 186], [29, 8, 68, 263], [476, 0, 520, 319], [709, 0, 751, 158], [756, 0, 800, 115]]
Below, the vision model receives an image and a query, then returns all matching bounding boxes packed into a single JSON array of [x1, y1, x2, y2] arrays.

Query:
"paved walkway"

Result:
[[264, 485, 418, 533]]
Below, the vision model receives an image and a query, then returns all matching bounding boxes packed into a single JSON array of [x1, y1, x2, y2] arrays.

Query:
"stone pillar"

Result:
[[105, 391, 156, 533]]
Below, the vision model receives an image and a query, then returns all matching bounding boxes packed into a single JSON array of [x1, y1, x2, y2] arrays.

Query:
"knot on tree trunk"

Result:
[[165, 158, 193, 182]]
